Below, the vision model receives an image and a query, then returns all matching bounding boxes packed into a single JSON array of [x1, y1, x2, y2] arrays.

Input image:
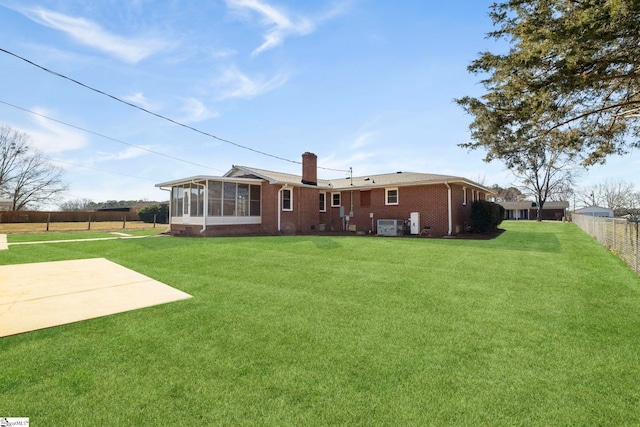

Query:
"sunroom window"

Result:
[[207, 181, 261, 217]]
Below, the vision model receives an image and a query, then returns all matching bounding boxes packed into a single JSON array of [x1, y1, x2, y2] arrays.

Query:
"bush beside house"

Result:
[[472, 200, 504, 233]]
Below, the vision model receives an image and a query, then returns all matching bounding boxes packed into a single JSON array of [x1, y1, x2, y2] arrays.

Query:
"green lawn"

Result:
[[1, 222, 639, 425], [6, 228, 162, 243]]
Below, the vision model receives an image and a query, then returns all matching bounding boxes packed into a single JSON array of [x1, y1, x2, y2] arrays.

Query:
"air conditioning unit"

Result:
[[377, 219, 404, 236]]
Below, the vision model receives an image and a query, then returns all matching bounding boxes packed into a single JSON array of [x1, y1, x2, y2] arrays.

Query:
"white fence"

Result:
[[572, 213, 640, 274]]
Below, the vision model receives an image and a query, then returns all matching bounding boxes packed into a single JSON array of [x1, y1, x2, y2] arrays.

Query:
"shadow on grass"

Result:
[[489, 230, 563, 253]]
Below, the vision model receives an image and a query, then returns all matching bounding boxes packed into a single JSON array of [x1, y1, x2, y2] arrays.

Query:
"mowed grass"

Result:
[[1, 221, 639, 425], [6, 228, 163, 243]]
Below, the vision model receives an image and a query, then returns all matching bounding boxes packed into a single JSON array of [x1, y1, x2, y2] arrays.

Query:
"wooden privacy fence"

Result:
[[0, 210, 140, 223], [572, 213, 640, 275]]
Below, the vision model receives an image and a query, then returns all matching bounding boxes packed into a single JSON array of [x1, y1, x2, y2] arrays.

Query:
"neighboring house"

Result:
[[500, 201, 532, 220], [574, 206, 614, 217], [0, 198, 12, 211], [155, 152, 494, 238], [499, 200, 569, 221]]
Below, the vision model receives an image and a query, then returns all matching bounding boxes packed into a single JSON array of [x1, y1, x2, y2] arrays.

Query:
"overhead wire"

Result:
[[0, 100, 227, 174], [0, 47, 351, 173], [52, 158, 160, 182]]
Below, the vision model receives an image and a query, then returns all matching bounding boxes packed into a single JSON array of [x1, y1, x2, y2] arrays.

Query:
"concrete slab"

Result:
[[0, 258, 192, 337], [0, 234, 7, 250]]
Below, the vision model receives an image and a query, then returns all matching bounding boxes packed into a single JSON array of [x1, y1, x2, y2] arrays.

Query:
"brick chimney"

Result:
[[301, 152, 317, 186]]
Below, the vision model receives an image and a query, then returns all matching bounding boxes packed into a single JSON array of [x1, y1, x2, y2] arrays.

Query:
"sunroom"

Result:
[[156, 176, 263, 228]]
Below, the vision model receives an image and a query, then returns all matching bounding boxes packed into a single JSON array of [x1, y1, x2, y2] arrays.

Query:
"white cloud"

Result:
[[20, 108, 88, 153], [318, 151, 378, 176], [19, 7, 170, 63], [96, 146, 150, 161], [179, 97, 220, 123], [225, 0, 315, 55], [214, 66, 289, 100], [350, 131, 377, 149], [122, 92, 158, 110], [212, 48, 238, 58]]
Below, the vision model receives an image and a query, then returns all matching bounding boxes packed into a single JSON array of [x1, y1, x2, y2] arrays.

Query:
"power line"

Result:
[[52, 158, 160, 182], [0, 100, 227, 173], [0, 47, 351, 173]]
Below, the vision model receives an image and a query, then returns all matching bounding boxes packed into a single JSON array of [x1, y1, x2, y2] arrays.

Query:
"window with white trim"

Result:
[[282, 188, 293, 211], [385, 188, 399, 205], [331, 192, 341, 207], [319, 192, 326, 212]]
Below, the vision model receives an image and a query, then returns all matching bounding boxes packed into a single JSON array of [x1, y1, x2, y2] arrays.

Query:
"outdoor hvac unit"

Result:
[[377, 219, 404, 236]]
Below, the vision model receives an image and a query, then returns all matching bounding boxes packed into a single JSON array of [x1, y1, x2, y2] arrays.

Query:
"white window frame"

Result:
[[319, 192, 326, 212], [282, 188, 293, 211], [385, 188, 399, 205], [331, 192, 341, 207]]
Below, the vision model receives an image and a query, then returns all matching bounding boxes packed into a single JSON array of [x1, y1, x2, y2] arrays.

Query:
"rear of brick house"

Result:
[[156, 152, 493, 237]]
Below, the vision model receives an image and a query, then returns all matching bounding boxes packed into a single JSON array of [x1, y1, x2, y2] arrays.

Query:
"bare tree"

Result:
[[0, 125, 29, 189], [600, 180, 635, 211], [0, 125, 68, 210], [579, 180, 636, 210], [511, 145, 579, 221]]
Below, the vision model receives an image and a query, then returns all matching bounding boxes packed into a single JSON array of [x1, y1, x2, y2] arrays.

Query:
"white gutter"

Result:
[[444, 182, 452, 236], [159, 187, 171, 227]]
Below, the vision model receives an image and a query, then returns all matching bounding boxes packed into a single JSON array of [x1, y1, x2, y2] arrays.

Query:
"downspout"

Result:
[[444, 182, 452, 236], [277, 184, 287, 232], [191, 180, 207, 234]]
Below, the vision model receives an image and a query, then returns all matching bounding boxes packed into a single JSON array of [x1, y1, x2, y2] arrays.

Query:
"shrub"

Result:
[[138, 204, 169, 224], [471, 200, 504, 233]]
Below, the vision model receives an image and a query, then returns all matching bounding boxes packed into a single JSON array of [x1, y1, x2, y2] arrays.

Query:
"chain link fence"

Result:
[[572, 213, 640, 274]]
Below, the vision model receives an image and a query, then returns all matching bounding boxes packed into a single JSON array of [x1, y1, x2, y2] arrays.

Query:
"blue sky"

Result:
[[1, 0, 637, 206]]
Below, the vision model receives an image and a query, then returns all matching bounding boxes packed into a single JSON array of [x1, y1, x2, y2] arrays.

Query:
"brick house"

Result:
[[156, 152, 494, 237], [499, 201, 569, 221]]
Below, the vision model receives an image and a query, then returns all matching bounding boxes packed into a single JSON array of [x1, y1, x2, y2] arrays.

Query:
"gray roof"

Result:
[[544, 201, 570, 209], [499, 201, 569, 209], [574, 206, 613, 213], [227, 166, 493, 192], [500, 201, 533, 210], [225, 166, 329, 187]]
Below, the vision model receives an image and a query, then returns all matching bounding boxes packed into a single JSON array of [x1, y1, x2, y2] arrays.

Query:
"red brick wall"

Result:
[[261, 183, 279, 234], [267, 184, 320, 234], [319, 183, 478, 237], [318, 185, 444, 235], [297, 186, 320, 232], [319, 190, 351, 231], [451, 185, 473, 234]]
